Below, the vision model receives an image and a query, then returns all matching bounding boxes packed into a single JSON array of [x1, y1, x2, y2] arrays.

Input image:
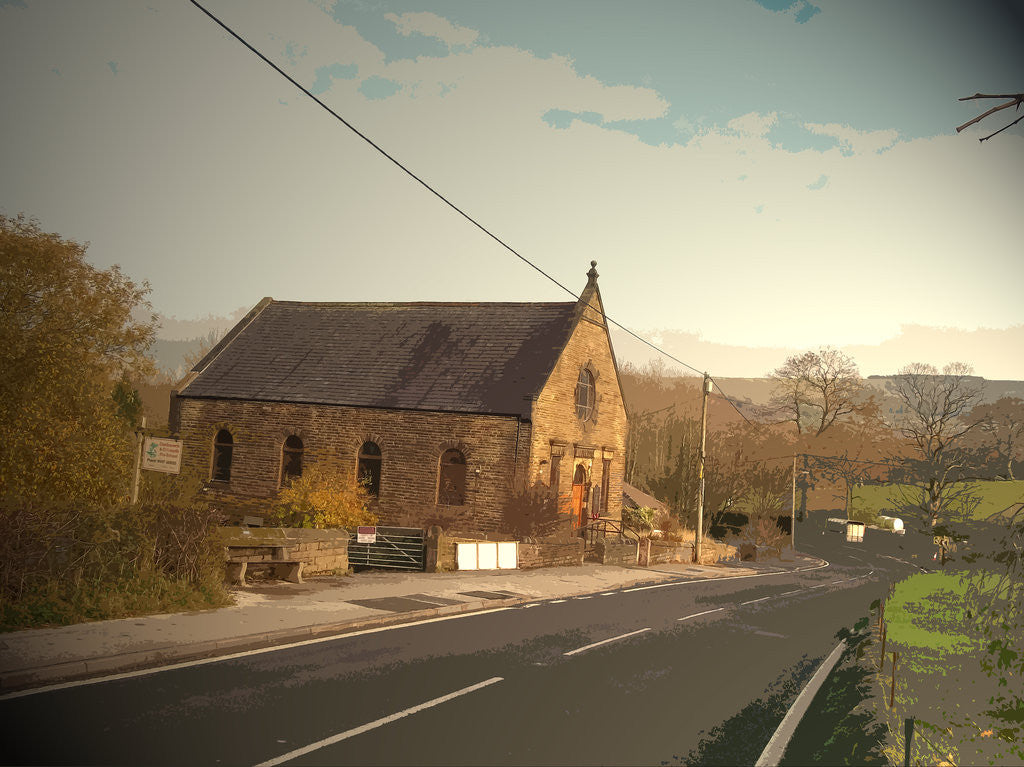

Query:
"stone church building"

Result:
[[169, 261, 627, 536]]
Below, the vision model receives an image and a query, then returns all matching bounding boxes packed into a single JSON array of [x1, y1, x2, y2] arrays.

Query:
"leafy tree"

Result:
[[888, 362, 985, 526], [0, 214, 157, 508], [768, 347, 863, 436]]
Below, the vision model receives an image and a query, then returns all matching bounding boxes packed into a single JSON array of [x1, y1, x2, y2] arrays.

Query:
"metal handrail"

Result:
[[574, 516, 645, 545]]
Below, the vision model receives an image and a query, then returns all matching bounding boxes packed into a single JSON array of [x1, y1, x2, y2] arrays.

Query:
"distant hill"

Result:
[[619, 369, 1024, 421]]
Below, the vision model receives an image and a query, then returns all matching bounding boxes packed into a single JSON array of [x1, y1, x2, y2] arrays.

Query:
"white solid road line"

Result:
[[549, 599, 567, 603], [755, 642, 846, 767], [253, 676, 504, 767], [564, 627, 651, 656], [741, 596, 773, 606], [0, 608, 514, 701], [677, 608, 726, 622]]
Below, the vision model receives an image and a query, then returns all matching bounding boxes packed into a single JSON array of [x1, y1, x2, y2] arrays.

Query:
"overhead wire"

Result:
[[190, 0, 757, 427]]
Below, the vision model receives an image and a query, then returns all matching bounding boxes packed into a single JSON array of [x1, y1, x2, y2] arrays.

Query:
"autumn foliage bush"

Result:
[[265, 466, 378, 529]]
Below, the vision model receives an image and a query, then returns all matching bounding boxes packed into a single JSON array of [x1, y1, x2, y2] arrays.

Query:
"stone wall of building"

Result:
[[176, 397, 530, 535], [527, 284, 628, 532]]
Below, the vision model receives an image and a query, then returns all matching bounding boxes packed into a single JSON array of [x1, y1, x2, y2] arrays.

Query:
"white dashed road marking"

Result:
[[255, 677, 504, 767], [564, 628, 651, 656], [677, 607, 726, 622]]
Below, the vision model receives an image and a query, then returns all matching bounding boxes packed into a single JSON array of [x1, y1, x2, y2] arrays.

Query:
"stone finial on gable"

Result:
[[577, 260, 604, 326]]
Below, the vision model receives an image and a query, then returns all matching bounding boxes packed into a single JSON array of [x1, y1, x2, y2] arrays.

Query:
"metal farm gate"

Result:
[[347, 526, 426, 571]]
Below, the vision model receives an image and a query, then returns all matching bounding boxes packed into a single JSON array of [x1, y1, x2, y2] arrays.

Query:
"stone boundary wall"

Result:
[[636, 538, 738, 566], [518, 538, 584, 569], [216, 527, 349, 575], [594, 538, 637, 566], [701, 540, 739, 564]]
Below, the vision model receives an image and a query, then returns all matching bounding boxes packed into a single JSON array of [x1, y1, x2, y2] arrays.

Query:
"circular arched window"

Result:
[[575, 368, 595, 420]]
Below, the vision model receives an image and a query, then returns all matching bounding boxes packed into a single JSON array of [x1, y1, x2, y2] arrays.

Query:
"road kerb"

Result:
[[754, 640, 846, 767]]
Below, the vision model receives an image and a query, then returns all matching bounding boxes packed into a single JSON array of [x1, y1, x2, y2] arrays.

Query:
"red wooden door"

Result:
[[571, 464, 587, 528]]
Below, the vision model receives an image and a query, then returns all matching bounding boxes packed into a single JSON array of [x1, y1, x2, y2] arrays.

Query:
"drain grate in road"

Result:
[[458, 590, 521, 600]]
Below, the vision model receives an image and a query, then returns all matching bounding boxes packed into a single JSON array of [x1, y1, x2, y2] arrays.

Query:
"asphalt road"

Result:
[[2, 523, 927, 766]]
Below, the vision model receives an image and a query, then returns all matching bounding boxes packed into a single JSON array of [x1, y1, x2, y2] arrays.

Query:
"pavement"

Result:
[[0, 554, 820, 694]]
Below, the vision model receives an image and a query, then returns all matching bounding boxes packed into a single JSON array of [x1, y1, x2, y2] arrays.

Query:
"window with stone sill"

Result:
[[357, 441, 382, 497], [211, 429, 233, 482], [280, 435, 303, 485], [437, 449, 467, 506], [575, 368, 595, 421]]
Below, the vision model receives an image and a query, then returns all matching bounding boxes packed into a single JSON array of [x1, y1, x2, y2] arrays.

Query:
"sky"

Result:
[[2, 0, 1023, 379]]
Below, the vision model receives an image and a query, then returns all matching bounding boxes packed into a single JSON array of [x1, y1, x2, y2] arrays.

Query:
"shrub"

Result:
[[266, 466, 378, 529], [500, 480, 561, 540], [0, 498, 230, 631], [622, 505, 657, 534]]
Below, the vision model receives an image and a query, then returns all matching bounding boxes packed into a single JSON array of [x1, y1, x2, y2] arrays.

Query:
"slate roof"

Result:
[[180, 300, 580, 419], [622, 481, 670, 513]]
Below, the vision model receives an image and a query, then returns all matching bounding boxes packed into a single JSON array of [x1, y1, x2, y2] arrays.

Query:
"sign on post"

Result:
[[357, 526, 377, 544], [140, 437, 182, 474]]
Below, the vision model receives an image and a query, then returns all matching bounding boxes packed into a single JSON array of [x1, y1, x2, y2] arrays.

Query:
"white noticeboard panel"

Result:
[[477, 543, 498, 570], [456, 542, 478, 570], [141, 437, 182, 474], [357, 526, 377, 543], [497, 542, 518, 569]]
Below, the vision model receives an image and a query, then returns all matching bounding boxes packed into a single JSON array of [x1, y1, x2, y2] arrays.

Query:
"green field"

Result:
[[850, 479, 1024, 524], [884, 572, 981, 657], [878, 570, 1023, 765]]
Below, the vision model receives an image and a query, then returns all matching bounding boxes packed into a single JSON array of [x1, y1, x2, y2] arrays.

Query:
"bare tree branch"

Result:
[[958, 92, 1024, 101], [980, 112, 1024, 142], [955, 92, 1024, 138]]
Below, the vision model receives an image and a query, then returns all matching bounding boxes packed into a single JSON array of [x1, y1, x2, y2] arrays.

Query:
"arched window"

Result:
[[357, 441, 382, 497], [575, 368, 595, 420], [212, 429, 233, 482], [280, 435, 303, 485], [437, 449, 467, 506]]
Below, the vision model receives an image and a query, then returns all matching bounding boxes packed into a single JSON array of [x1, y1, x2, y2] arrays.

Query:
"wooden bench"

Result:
[[224, 544, 304, 586]]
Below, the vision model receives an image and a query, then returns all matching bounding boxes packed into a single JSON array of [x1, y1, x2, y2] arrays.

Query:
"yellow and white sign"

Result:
[[141, 437, 182, 474]]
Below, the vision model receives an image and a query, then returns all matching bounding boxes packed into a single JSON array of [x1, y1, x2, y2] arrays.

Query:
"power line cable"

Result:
[[191, 1, 753, 423]]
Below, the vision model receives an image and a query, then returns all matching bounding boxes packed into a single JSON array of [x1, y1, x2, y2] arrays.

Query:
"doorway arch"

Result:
[[571, 464, 589, 530]]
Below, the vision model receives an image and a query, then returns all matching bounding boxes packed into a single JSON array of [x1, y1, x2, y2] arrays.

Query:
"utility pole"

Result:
[[695, 373, 712, 564], [791, 453, 797, 552], [131, 416, 147, 504]]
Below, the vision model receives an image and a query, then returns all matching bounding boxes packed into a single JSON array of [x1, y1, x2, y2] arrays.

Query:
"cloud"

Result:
[[803, 122, 900, 155], [751, 0, 822, 24], [358, 75, 401, 100], [383, 11, 479, 50], [727, 111, 778, 137], [310, 62, 358, 94]]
